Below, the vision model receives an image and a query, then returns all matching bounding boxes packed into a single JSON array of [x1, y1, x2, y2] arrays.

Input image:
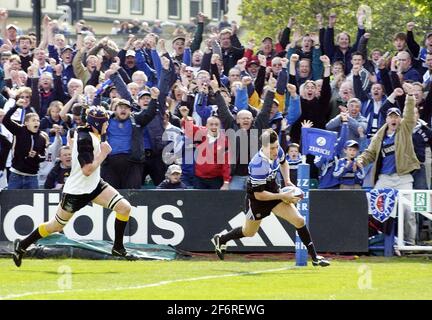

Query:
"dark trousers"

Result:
[[193, 176, 223, 189], [141, 152, 167, 187], [306, 154, 319, 180], [101, 154, 142, 189], [412, 164, 428, 190]]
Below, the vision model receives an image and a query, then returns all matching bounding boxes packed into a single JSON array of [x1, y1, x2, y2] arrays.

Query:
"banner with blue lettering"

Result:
[[367, 188, 399, 223], [301, 128, 338, 159]]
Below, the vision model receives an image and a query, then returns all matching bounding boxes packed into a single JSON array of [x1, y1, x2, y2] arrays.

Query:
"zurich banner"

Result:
[[301, 127, 338, 159]]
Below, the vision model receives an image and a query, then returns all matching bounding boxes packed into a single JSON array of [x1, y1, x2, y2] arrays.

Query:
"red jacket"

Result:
[[182, 119, 231, 182]]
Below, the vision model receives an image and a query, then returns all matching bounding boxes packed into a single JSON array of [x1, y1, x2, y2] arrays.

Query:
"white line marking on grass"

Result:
[[0, 266, 296, 300]]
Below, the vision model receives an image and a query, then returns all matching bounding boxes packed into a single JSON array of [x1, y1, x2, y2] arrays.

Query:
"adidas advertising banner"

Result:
[[0, 190, 368, 252]]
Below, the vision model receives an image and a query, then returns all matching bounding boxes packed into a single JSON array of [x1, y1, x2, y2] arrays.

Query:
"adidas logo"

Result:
[[219, 212, 295, 247]]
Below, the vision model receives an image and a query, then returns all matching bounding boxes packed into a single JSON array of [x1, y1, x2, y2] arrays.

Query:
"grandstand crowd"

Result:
[[0, 8, 431, 198]]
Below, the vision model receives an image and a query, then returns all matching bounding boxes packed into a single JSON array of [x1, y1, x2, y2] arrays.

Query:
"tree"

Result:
[[239, 0, 432, 53]]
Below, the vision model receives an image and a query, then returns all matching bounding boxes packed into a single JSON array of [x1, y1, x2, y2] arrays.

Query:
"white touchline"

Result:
[[0, 266, 296, 300]]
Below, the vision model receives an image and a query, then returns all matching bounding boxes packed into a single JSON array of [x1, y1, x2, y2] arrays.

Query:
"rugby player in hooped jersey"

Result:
[[12, 106, 137, 267], [212, 129, 330, 267]]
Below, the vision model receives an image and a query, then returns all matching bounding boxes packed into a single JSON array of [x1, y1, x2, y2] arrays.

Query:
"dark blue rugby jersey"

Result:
[[247, 146, 286, 197]]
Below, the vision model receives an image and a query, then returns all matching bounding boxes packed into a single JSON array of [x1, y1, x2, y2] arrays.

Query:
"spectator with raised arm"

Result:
[[208, 75, 272, 190], [3, 97, 46, 189], [346, 52, 372, 93], [288, 54, 332, 143], [405, 22, 432, 75], [326, 98, 368, 143], [333, 140, 365, 189], [324, 13, 366, 75], [180, 105, 231, 190], [102, 90, 157, 189], [219, 26, 245, 76]]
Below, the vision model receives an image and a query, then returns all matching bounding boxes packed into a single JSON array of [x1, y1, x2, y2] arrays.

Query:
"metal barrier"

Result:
[[396, 190, 432, 252]]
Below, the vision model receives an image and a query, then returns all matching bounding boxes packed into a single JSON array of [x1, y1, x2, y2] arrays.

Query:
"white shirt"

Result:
[[63, 130, 101, 195]]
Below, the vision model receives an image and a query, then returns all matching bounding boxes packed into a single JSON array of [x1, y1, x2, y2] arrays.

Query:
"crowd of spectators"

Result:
[[0, 8, 431, 201]]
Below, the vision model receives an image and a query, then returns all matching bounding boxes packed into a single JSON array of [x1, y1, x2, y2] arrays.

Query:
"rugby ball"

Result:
[[280, 186, 305, 200]]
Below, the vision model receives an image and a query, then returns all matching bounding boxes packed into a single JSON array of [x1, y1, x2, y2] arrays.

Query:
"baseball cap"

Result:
[[272, 99, 280, 106], [167, 164, 182, 175], [6, 24, 18, 31], [138, 90, 151, 99], [126, 50, 136, 57], [262, 36, 273, 43], [344, 140, 359, 149], [117, 99, 131, 108], [61, 45, 74, 54], [247, 58, 259, 67], [172, 35, 186, 43], [1, 51, 12, 58], [426, 32, 432, 39], [386, 107, 401, 117]]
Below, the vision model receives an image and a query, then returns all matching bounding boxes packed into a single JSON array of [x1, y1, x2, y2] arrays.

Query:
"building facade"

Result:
[[3, 0, 242, 34]]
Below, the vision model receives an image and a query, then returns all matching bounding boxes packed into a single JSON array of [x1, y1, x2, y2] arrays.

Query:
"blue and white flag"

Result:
[[95, 79, 113, 96], [367, 188, 399, 223], [301, 127, 338, 160]]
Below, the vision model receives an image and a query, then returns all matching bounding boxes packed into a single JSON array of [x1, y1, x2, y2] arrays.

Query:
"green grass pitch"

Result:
[[1, 255, 431, 300]]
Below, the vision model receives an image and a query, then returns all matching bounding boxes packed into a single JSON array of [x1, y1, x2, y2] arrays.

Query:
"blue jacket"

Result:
[[60, 63, 76, 92], [412, 119, 432, 163], [402, 66, 422, 83], [325, 113, 368, 142], [333, 157, 366, 185], [107, 100, 157, 162], [314, 123, 348, 189]]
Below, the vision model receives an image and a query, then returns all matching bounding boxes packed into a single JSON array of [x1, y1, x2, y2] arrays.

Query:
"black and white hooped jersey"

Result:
[[63, 127, 101, 195], [247, 146, 286, 198]]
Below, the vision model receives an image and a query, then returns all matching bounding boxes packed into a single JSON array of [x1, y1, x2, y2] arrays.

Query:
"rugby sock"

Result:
[[19, 224, 50, 250], [296, 225, 318, 260], [219, 227, 244, 245], [113, 213, 129, 250]]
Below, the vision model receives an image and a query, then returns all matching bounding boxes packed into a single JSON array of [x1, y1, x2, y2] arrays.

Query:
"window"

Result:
[[190, 0, 201, 18], [106, 0, 120, 13], [168, 0, 181, 20], [82, 0, 95, 12], [56, 0, 95, 12], [130, 0, 144, 14], [56, 0, 68, 5], [211, 0, 219, 20]]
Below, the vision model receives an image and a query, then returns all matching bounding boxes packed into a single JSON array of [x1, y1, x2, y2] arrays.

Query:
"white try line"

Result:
[[0, 266, 297, 300]]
